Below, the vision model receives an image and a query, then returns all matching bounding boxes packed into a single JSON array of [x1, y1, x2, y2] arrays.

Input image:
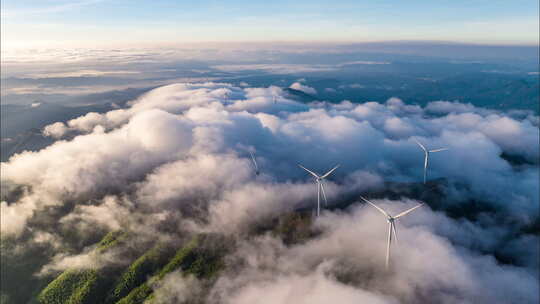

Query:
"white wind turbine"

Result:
[[360, 196, 423, 270], [413, 138, 448, 184], [299, 164, 340, 217], [248, 151, 260, 175]]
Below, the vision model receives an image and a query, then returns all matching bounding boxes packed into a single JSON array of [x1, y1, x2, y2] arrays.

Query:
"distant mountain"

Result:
[[283, 87, 318, 103], [1, 128, 54, 161], [0, 102, 118, 161], [314, 72, 539, 113]]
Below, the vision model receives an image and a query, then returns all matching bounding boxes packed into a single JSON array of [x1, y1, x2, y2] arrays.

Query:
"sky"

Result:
[[1, 0, 539, 49]]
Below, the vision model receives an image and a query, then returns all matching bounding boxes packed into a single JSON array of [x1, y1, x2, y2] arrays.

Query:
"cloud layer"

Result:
[[1, 82, 538, 303]]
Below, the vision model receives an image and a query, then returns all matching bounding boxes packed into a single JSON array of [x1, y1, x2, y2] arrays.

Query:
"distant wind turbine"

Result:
[[360, 196, 424, 270], [413, 138, 448, 184], [299, 164, 339, 217], [249, 151, 260, 175]]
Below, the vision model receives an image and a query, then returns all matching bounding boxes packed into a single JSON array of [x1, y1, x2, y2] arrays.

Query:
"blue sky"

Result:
[[1, 0, 538, 49]]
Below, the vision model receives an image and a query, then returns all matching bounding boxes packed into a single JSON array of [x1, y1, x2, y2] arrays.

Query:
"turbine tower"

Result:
[[249, 151, 260, 175], [413, 138, 448, 184], [299, 164, 339, 217], [360, 196, 424, 270]]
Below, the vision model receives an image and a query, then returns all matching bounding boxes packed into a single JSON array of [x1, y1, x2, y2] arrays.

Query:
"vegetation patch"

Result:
[[37, 230, 125, 304], [106, 245, 172, 304], [116, 234, 229, 304], [272, 212, 315, 245], [38, 269, 106, 304]]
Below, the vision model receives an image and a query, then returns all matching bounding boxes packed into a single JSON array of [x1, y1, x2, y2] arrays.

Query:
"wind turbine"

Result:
[[360, 196, 424, 270], [248, 151, 260, 175], [299, 164, 340, 217], [413, 138, 448, 184]]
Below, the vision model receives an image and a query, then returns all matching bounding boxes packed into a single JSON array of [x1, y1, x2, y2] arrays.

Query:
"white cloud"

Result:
[[1, 82, 538, 303], [226, 262, 397, 304], [211, 200, 538, 304], [43, 122, 69, 138]]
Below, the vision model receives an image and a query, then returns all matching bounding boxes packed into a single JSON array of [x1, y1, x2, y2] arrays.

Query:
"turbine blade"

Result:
[[394, 203, 424, 219], [317, 181, 321, 217], [391, 222, 398, 244], [424, 153, 428, 184], [298, 164, 320, 178], [429, 148, 449, 153], [413, 138, 427, 152], [360, 196, 390, 218], [320, 164, 340, 179], [386, 222, 392, 270], [249, 151, 259, 171], [320, 181, 328, 206]]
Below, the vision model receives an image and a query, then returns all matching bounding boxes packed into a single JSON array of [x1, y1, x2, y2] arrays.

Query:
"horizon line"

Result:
[[2, 39, 539, 52]]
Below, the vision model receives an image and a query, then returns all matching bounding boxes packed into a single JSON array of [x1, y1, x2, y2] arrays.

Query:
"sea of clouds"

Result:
[[1, 82, 538, 303]]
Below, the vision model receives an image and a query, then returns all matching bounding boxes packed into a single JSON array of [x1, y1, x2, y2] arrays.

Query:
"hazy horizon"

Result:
[[2, 0, 539, 49]]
